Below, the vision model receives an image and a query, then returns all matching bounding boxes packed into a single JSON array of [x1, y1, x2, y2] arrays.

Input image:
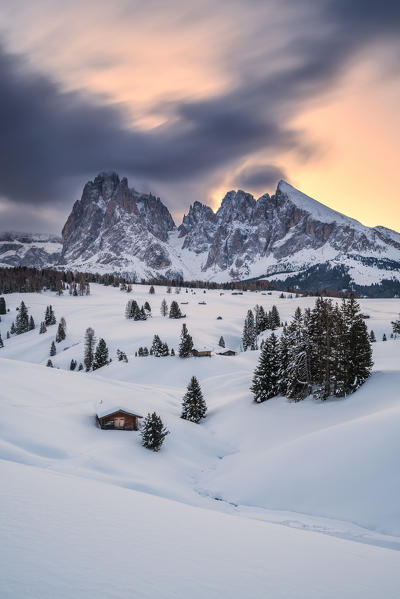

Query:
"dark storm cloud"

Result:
[[0, 43, 295, 201], [1, 0, 400, 230], [235, 165, 286, 192]]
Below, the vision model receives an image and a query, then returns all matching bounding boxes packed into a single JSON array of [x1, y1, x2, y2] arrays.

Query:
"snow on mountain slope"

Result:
[[0, 231, 62, 268], [276, 180, 365, 227], [3, 172, 400, 291]]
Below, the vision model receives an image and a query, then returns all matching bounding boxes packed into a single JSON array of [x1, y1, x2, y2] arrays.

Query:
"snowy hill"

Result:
[[2, 172, 400, 293], [1, 284, 400, 596]]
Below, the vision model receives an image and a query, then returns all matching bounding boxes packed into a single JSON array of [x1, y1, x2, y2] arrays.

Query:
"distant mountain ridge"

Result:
[[2, 171, 400, 293]]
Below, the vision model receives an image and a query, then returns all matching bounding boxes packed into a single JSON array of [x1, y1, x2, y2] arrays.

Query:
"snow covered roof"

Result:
[[96, 400, 143, 419], [193, 346, 213, 352]]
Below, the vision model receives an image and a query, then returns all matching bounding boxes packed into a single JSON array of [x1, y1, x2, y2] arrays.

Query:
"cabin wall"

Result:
[[97, 412, 139, 430]]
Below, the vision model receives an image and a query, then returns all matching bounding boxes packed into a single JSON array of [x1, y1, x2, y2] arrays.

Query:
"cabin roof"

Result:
[[217, 348, 236, 354], [96, 400, 143, 419]]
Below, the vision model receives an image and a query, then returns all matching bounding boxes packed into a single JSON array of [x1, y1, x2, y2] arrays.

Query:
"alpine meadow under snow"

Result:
[[1, 282, 400, 598]]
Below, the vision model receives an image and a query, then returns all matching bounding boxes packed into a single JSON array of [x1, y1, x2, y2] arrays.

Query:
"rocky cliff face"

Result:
[[3, 173, 400, 290], [60, 172, 177, 273], [176, 180, 398, 281], [0, 232, 62, 268]]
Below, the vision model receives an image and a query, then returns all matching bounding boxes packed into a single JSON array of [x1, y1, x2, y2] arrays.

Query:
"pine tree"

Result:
[[169, 300, 182, 319], [149, 285, 155, 294], [55, 321, 66, 343], [39, 321, 47, 334], [383, 333, 387, 341], [84, 327, 96, 371], [46, 359, 53, 367], [0, 333, 3, 348], [251, 333, 280, 402], [167, 286, 172, 294], [78, 363, 83, 371], [28, 315, 35, 330], [277, 326, 291, 395], [15, 301, 29, 334], [285, 307, 312, 401], [391, 315, 400, 337], [0, 297, 6, 315], [144, 301, 151, 315], [138, 306, 147, 321], [254, 305, 265, 334], [143, 347, 149, 356], [178, 323, 193, 357], [125, 299, 139, 319], [369, 330, 376, 343], [331, 303, 348, 398], [60, 317, 67, 333], [341, 297, 373, 394], [44, 305, 55, 326], [181, 376, 207, 423], [218, 335, 225, 348], [48, 306, 56, 325], [160, 298, 168, 317], [10, 322, 16, 335], [70, 359, 77, 370], [242, 309, 256, 351], [151, 334, 163, 357], [50, 341, 56, 356], [93, 338, 110, 370], [117, 349, 128, 362], [270, 305, 281, 329], [141, 412, 169, 451], [308, 297, 335, 399], [170, 348, 175, 356]]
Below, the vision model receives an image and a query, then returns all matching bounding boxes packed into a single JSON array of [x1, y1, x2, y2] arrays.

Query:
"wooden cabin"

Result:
[[217, 349, 236, 356], [192, 348, 212, 357], [96, 401, 142, 430]]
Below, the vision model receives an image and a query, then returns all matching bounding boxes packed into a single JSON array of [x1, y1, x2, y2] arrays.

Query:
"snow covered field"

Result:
[[1, 284, 400, 597]]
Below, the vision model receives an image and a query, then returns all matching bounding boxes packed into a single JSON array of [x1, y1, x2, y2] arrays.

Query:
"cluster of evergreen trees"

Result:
[[125, 299, 150, 320], [151, 334, 170, 357], [117, 349, 128, 362], [134, 323, 192, 359], [242, 304, 281, 350], [251, 297, 373, 403], [83, 327, 111, 371], [7, 301, 35, 337]]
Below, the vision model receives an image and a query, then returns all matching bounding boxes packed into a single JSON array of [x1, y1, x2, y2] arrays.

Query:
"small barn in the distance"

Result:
[[216, 348, 236, 356], [96, 400, 143, 431], [192, 347, 212, 357]]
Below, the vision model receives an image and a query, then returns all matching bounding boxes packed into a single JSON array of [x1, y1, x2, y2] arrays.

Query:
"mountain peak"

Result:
[[276, 180, 364, 228]]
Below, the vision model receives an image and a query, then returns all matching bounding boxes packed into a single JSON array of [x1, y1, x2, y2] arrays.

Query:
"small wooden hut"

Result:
[[96, 401, 143, 430], [216, 348, 236, 356], [192, 348, 212, 357]]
